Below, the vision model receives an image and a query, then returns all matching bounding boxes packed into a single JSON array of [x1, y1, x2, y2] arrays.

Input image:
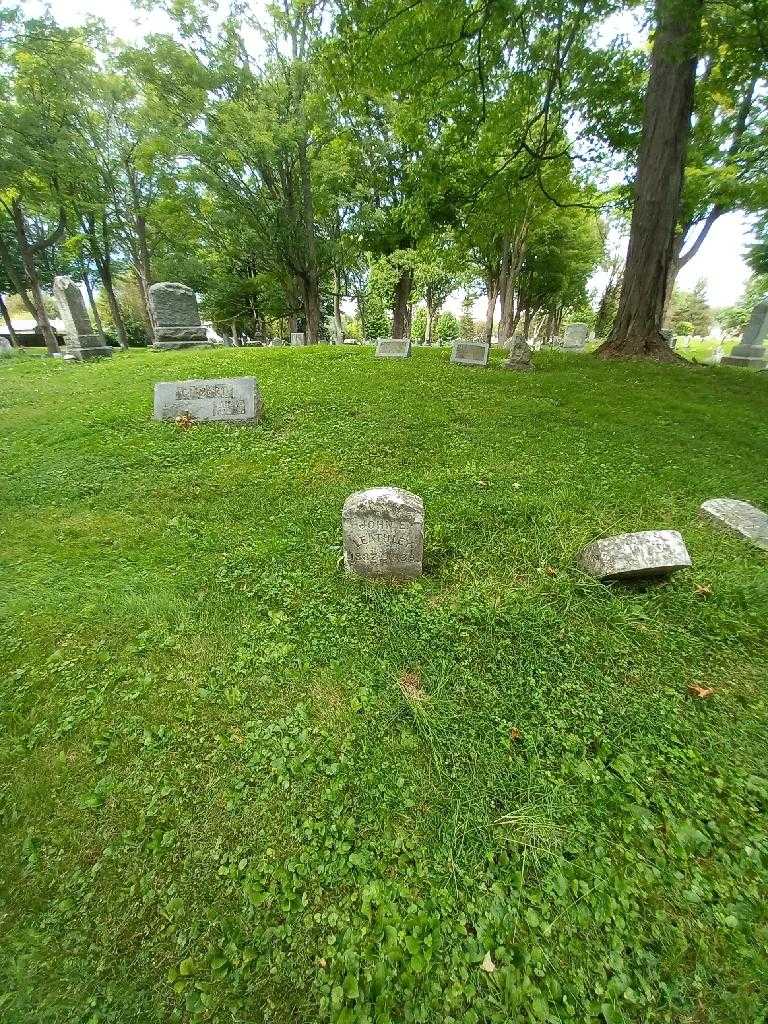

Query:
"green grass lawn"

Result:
[[1, 346, 767, 1024]]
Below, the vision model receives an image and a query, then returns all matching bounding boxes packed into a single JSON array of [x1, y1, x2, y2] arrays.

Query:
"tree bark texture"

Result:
[[599, 0, 703, 361]]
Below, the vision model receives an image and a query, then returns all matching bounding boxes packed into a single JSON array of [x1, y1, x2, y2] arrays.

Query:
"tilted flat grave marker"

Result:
[[149, 283, 214, 350], [375, 338, 411, 358], [700, 498, 768, 551], [53, 276, 112, 360], [154, 376, 262, 424], [451, 340, 489, 366], [579, 530, 691, 581], [342, 487, 424, 580]]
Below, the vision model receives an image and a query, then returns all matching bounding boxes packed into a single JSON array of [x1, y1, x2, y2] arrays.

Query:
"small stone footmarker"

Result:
[[153, 376, 262, 424], [375, 338, 411, 358], [342, 487, 424, 580], [579, 530, 691, 581], [451, 341, 489, 366], [699, 498, 768, 551]]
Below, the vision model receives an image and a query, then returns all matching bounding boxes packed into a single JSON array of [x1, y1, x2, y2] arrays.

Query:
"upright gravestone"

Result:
[[451, 340, 489, 366], [722, 297, 768, 369], [53, 276, 112, 360], [563, 323, 588, 351], [710, 344, 724, 365], [342, 487, 424, 580], [504, 337, 534, 373], [661, 329, 676, 351], [153, 376, 261, 423], [290, 332, 305, 347], [375, 338, 411, 358], [0, 336, 13, 356], [149, 283, 212, 350]]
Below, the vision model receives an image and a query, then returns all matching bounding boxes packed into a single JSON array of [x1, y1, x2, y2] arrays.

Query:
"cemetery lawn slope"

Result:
[[1, 346, 767, 1024]]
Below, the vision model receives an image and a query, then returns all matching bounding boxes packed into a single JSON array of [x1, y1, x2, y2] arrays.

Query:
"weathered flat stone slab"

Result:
[[700, 498, 768, 551], [149, 283, 216, 349], [579, 530, 691, 581], [451, 341, 489, 366], [375, 338, 411, 358], [290, 332, 305, 347], [154, 377, 261, 424], [342, 487, 424, 579]]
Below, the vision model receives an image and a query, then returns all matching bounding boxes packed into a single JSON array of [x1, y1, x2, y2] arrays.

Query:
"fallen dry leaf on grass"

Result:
[[399, 671, 427, 702], [688, 683, 715, 699], [694, 584, 713, 598], [174, 412, 195, 429], [509, 727, 523, 742], [544, 566, 557, 576], [481, 952, 496, 973]]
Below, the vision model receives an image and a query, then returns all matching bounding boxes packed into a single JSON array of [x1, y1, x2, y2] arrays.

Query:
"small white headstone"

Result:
[[342, 487, 424, 579], [450, 341, 489, 366], [579, 530, 691, 581], [700, 498, 768, 551], [563, 323, 588, 350], [375, 338, 411, 358], [290, 332, 305, 347], [154, 376, 261, 423]]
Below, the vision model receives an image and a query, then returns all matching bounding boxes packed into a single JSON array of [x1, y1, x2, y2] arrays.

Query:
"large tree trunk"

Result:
[[0, 235, 35, 317], [99, 262, 129, 349], [392, 268, 413, 339], [598, 0, 702, 361], [332, 269, 344, 343], [10, 202, 59, 355], [483, 270, 499, 345], [82, 270, 108, 344], [0, 292, 20, 346], [301, 276, 321, 344]]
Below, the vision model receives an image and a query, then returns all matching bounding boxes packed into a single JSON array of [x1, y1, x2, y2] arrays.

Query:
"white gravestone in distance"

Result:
[[290, 332, 305, 347], [722, 296, 768, 369], [53, 276, 112, 360], [154, 376, 261, 424], [563, 323, 589, 350], [579, 530, 691, 581], [700, 498, 768, 551], [342, 487, 424, 580], [375, 338, 411, 358], [149, 283, 213, 350], [451, 340, 489, 366]]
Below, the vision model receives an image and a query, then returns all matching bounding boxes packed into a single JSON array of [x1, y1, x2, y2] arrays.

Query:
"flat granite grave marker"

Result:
[[451, 340, 489, 366], [149, 283, 214, 350], [342, 487, 424, 580], [154, 376, 261, 424], [579, 530, 691, 581], [722, 297, 768, 369], [290, 332, 305, 347], [53, 276, 112, 360], [700, 498, 768, 551], [375, 338, 411, 358], [563, 323, 588, 350]]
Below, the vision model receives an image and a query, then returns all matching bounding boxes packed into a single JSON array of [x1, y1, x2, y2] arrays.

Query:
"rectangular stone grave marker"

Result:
[[153, 376, 261, 423], [375, 338, 411, 358], [451, 340, 489, 366], [149, 282, 214, 350], [722, 297, 768, 368], [700, 498, 768, 551], [290, 332, 305, 347], [53, 276, 112, 360], [342, 487, 424, 579], [563, 323, 588, 350], [579, 530, 691, 581]]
